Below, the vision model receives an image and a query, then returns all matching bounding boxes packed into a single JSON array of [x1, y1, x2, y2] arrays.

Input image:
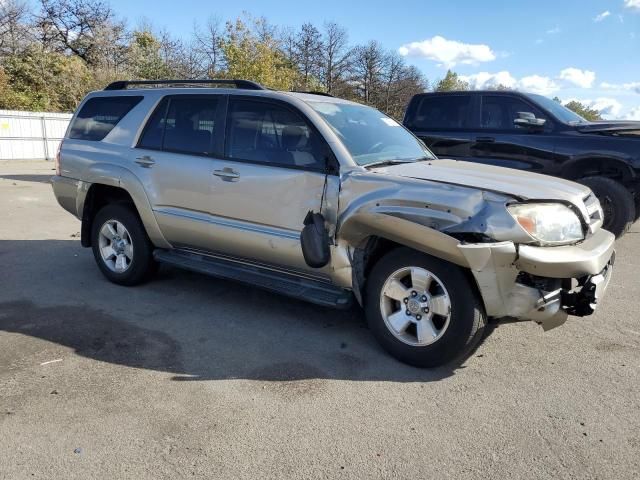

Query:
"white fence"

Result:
[[0, 109, 72, 161]]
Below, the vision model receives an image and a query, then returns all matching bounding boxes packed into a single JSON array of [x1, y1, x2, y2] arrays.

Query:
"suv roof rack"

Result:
[[104, 79, 266, 91], [292, 90, 334, 97]]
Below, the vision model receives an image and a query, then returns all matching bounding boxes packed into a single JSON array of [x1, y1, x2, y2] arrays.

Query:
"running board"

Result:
[[153, 249, 353, 309]]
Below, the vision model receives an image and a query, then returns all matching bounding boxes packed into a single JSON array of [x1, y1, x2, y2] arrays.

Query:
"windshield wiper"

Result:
[[364, 159, 420, 169]]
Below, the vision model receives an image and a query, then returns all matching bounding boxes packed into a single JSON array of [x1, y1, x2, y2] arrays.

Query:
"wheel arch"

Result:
[[348, 234, 480, 308], [79, 165, 170, 249], [560, 156, 636, 183]]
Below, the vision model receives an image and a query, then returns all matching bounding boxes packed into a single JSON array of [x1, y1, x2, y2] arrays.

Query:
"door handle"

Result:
[[475, 137, 496, 143], [213, 167, 240, 182], [135, 155, 155, 167]]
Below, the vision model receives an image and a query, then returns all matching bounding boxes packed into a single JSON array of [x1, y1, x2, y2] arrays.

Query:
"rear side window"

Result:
[[138, 96, 219, 155], [68, 96, 142, 141], [225, 99, 326, 170], [409, 95, 471, 129]]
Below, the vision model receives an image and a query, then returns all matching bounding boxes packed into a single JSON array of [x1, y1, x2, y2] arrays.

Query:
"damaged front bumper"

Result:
[[458, 229, 616, 330]]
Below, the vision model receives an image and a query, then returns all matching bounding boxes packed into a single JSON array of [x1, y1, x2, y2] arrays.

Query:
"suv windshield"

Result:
[[308, 101, 435, 166], [528, 94, 587, 124]]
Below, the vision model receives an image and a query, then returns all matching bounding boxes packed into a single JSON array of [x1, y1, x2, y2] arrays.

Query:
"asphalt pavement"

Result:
[[1, 161, 639, 479]]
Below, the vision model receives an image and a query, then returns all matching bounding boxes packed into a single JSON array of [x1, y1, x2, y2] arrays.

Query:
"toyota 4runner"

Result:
[[52, 79, 615, 367]]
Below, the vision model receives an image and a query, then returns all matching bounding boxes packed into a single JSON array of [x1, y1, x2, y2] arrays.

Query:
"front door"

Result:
[[469, 94, 555, 172], [205, 96, 338, 272]]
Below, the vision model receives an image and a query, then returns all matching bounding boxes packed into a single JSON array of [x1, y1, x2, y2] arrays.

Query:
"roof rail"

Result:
[[104, 79, 266, 91], [292, 90, 334, 97]]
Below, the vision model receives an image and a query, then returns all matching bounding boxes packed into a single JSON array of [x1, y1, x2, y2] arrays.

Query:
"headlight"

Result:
[[507, 203, 584, 245]]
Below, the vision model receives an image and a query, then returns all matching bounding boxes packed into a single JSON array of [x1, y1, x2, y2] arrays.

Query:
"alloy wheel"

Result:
[[379, 266, 452, 346], [98, 219, 134, 273]]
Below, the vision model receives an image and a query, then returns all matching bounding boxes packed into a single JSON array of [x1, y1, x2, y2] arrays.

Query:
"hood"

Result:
[[371, 159, 591, 205], [576, 120, 640, 135]]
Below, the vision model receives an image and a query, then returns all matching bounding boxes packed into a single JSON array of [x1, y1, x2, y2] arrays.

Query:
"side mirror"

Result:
[[300, 211, 331, 268], [514, 112, 546, 131]]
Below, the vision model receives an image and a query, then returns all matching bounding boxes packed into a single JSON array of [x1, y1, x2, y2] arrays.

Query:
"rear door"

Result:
[[470, 94, 555, 171], [404, 94, 474, 160], [204, 96, 338, 272], [133, 94, 225, 251]]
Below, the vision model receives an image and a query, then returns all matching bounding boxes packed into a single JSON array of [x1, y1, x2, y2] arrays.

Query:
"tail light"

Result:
[[55, 142, 62, 176]]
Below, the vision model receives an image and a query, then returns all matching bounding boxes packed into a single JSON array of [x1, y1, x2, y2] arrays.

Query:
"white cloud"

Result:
[[589, 98, 623, 117], [460, 71, 559, 95], [566, 98, 623, 119], [398, 36, 496, 67], [559, 68, 596, 88], [519, 75, 559, 95], [601, 81, 640, 93], [461, 71, 518, 89], [546, 26, 561, 34], [624, 0, 640, 10], [594, 10, 611, 22], [627, 107, 640, 120]]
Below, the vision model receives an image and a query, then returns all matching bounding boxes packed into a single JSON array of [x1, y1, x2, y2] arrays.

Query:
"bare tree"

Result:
[[35, 0, 125, 66], [351, 40, 385, 104], [0, 0, 31, 58], [278, 25, 296, 65], [319, 22, 351, 94], [193, 16, 223, 77], [294, 22, 323, 89], [381, 51, 404, 113]]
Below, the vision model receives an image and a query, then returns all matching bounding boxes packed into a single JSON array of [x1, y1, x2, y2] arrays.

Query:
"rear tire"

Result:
[[91, 204, 156, 286], [365, 248, 486, 368], [578, 176, 634, 238]]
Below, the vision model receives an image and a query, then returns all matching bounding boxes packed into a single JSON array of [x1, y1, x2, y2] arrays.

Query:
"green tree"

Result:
[[564, 100, 602, 121], [127, 29, 172, 80], [219, 17, 298, 90], [0, 46, 93, 111], [434, 70, 469, 91]]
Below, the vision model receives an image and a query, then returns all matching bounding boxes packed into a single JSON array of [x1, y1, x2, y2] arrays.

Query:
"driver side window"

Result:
[[225, 99, 327, 171], [481, 95, 549, 131]]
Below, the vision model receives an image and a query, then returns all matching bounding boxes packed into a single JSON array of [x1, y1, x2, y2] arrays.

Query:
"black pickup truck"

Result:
[[403, 90, 640, 237]]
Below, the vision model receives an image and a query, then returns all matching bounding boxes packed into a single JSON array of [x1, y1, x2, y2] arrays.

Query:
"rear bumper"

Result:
[[458, 230, 615, 330], [51, 175, 81, 218]]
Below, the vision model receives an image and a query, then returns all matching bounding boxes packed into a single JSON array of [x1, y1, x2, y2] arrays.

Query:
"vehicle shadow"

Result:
[[0, 174, 53, 184], [0, 239, 494, 383]]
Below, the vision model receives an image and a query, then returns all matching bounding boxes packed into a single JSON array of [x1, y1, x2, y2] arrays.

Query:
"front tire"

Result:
[[91, 204, 156, 286], [578, 176, 635, 238], [365, 248, 486, 368]]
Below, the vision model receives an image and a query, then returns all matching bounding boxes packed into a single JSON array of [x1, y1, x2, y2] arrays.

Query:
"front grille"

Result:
[[583, 193, 604, 233]]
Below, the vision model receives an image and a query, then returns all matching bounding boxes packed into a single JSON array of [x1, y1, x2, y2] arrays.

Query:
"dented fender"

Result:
[[335, 170, 528, 265]]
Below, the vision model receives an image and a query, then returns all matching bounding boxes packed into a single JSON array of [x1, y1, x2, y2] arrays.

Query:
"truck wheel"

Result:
[[365, 248, 486, 368], [579, 177, 634, 238], [91, 204, 157, 286]]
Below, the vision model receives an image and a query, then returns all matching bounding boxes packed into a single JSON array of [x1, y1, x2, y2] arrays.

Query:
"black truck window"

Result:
[[410, 95, 472, 129]]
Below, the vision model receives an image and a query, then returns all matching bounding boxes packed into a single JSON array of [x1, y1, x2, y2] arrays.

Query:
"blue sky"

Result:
[[108, 0, 640, 119]]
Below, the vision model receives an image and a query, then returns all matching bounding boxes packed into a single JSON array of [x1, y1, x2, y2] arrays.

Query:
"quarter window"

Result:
[[69, 96, 142, 141], [226, 99, 326, 170]]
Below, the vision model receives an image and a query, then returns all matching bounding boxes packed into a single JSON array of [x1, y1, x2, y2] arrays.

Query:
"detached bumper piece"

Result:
[[562, 256, 614, 316]]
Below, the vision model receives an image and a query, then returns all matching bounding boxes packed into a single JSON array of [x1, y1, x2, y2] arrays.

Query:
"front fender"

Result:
[[338, 207, 468, 267], [335, 171, 524, 266]]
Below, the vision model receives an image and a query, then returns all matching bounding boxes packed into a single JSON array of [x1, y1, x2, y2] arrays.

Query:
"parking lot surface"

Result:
[[1, 161, 639, 479]]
